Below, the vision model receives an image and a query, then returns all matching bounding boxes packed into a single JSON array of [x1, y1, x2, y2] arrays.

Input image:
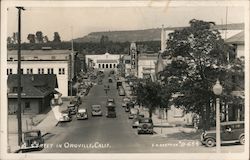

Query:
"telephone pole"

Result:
[[16, 6, 25, 147]]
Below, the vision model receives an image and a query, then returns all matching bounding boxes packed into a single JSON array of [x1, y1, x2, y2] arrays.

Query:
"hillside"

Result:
[[74, 28, 162, 43], [74, 23, 244, 43]]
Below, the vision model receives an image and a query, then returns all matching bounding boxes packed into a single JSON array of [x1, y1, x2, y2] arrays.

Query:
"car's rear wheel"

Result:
[[205, 138, 216, 147], [239, 135, 245, 145]]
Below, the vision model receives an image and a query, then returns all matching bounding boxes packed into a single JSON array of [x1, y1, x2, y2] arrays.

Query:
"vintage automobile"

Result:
[[21, 130, 44, 151], [106, 105, 116, 118], [132, 114, 145, 128], [76, 108, 88, 120], [59, 110, 72, 122], [67, 103, 77, 115], [91, 105, 102, 116], [137, 118, 154, 134], [201, 121, 245, 147], [128, 108, 139, 119]]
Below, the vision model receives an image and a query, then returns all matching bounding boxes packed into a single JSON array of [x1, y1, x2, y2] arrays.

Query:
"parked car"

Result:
[[106, 105, 116, 118], [76, 108, 88, 120], [128, 108, 139, 119], [200, 121, 245, 147], [67, 103, 77, 115], [132, 114, 145, 128], [59, 110, 72, 122], [137, 118, 154, 134], [91, 105, 102, 116], [21, 130, 44, 151]]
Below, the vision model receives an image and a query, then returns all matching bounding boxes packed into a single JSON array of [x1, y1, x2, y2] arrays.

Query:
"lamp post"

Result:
[[212, 79, 223, 153]]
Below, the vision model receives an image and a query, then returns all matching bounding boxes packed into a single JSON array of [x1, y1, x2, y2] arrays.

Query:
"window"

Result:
[[113, 64, 116, 68], [59, 68, 65, 75], [38, 68, 44, 74], [47, 68, 54, 74], [106, 64, 108, 68], [25, 102, 30, 109], [21, 69, 23, 74], [110, 64, 112, 68], [7, 68, 12, 75], [27, 68, 33, 74], [98, 64, 101, 68], [102, 64, 104, 68]]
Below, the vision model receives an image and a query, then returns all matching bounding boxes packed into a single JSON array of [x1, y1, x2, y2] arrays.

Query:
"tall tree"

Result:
[[44, 35, 49, 43], [53, 32, 61, 42], [135, 80, 171, 118], [35, 31, 44, 43], [162, 19, 243, 129], [27, 34, 35, 43]]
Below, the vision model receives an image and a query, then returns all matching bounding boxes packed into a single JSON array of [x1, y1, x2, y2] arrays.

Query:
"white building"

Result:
[[7, 49, 76, 97], [137, 53, 158, 79], [85, 52, 122, 71]]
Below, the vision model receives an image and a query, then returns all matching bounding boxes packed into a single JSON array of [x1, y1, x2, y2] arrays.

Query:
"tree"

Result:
[[7, 36, 13, 44], [35, 31, 44, 43], [135, 80, 171, 118], [44, 35, 49, 43], [162, 19, 243, 129], [53, 32, 61, 42], [27, 34, 35, 43]]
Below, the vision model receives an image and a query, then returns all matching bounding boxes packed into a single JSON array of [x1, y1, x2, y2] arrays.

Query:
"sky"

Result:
[[7, 6, 244, 42]]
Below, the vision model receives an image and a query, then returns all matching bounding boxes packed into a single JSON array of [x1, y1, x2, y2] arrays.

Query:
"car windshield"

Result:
[[140, 119, 152, 123], [24, 132, 39, 137], [92, 106, 101, 111]]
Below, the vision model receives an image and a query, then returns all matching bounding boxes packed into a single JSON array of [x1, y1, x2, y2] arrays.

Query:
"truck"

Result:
[[116, 81, 122, 89]]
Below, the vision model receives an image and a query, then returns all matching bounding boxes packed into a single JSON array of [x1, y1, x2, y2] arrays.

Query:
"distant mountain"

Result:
[[74, 28, 162, 43], [74, 23, 244, 43]]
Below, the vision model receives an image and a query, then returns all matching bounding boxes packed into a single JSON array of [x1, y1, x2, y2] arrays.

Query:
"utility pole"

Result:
[[16, 6, 25, 147]]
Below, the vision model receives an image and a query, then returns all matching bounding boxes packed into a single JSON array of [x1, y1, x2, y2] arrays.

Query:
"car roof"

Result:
[[78, 108, 87, 112], [23, 129, 41, 133], [220, 121, 244, 125], [92, 105, 101, 107]]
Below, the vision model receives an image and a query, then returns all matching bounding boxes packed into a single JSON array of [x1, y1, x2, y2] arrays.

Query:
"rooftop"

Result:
[[225, 31, 244, 45], [7, 74, 58, 98]]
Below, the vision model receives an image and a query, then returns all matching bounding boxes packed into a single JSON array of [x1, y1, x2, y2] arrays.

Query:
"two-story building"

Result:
[[7, 48, 77, 97]]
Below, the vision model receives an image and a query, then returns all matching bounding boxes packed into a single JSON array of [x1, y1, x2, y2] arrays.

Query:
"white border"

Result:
[[1, 1, 249, 160]]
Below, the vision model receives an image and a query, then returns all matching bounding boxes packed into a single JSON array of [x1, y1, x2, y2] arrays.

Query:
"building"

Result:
[[225, 31, 245, 121], [137, 53, 158, 79], [7, 74, 58, 114], [7, 49, 77, 97], [85, 52, 122, 71]]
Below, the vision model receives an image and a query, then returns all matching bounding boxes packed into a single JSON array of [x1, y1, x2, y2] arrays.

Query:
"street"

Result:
[[35, 73, 244, 153]]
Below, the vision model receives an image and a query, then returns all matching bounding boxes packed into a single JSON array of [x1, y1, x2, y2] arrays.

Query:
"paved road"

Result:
[[36, 73, 244, 153]]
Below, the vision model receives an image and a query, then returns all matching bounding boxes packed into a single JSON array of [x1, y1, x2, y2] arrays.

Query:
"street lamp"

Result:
[[212, 79, 223, 153]]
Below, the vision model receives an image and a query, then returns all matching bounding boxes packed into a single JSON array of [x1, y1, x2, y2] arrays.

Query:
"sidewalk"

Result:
[[121, 78, 200, 139]]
